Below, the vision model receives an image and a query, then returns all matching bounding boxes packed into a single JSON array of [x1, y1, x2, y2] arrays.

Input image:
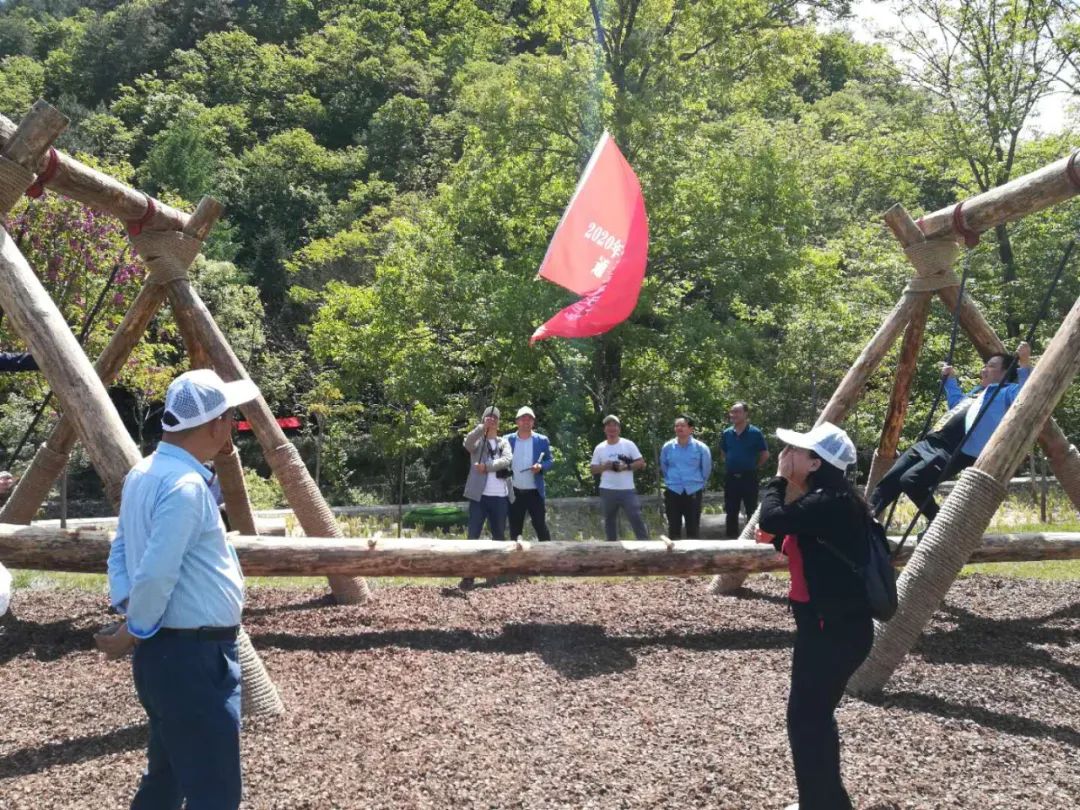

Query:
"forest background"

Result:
[[0, 0, 1076, 511]]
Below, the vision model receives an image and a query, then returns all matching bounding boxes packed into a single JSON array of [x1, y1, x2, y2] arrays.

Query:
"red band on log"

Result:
[[126, 195, 156, 236], [1066, 150, 1080, 192], [951, 201, 980, 247], [25, 148, 59, 199]]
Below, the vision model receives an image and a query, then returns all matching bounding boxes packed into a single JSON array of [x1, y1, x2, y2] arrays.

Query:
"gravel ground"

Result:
[[0, 574, 1077, 809]]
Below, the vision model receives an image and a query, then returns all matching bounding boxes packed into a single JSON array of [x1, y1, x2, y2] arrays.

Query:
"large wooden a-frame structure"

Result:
[[0, 100, 375, 716], [711, 145, 1080, 692]]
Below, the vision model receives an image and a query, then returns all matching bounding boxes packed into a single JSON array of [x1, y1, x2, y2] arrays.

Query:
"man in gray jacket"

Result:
[[461, 406, 513, 589]]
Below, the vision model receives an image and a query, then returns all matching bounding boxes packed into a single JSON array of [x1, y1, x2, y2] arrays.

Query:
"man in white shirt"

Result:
[[590, 414, 649, 541], [505, 406, 554, 541]]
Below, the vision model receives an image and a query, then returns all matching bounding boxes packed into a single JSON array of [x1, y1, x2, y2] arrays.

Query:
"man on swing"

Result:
[[869, 341, 1031, 523]]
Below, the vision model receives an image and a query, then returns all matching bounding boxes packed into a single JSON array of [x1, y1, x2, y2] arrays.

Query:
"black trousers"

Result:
[[788, 603, 873, 810], [870, 444, 975, 521], [724, 472, 759, 538], [663, 489, 703, 539], [509, 488, 551, 541]]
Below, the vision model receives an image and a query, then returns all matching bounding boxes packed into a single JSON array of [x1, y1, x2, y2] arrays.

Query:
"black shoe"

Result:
[[458, 577, 475, 591]]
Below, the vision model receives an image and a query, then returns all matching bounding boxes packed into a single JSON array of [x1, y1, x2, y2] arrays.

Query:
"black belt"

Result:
[[156, 626, 239, 641]]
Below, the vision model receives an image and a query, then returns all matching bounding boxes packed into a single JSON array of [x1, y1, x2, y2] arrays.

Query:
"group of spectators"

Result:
[[460, 401, 772, 549], [464, 340, 1033, 554]]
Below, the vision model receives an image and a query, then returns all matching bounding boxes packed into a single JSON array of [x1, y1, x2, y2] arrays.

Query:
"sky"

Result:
[[843, 0, 1074, 135]]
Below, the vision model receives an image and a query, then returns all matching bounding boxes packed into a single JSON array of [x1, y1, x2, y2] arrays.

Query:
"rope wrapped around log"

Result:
[[848, 467, 1007, 696], [0, 156, 35, 214], [265, 441, 372, 603], [130, 229, 203, 285], [903, 239, 961, 292], [236, 627, 284, 718]]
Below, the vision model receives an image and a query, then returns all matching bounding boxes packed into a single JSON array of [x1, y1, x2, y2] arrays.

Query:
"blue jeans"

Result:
[[467, 495, 509, 540], [130, 634, 242, 810]]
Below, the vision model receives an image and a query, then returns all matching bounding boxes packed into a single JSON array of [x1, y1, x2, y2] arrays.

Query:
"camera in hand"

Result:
[[495, 468, 512, 479], [611, 454, 635, 472]]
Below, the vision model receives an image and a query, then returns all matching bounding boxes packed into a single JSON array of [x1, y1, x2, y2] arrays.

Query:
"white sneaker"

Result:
[[783, 804, 799, 810]]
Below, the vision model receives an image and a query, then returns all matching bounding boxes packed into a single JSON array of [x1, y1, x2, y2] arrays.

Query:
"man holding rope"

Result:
[[870, 342, 1031, 523]]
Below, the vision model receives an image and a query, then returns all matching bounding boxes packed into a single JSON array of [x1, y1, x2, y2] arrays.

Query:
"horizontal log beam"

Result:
[[1, 524, 1078, 577], [919, 151, 1080, 241], [0, 107, 188, 232]]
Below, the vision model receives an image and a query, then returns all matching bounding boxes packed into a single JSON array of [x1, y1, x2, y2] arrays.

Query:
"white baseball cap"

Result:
[[515, 406, 535, 419], [161, 369, 260, 432], [775, 422, 856, 471]]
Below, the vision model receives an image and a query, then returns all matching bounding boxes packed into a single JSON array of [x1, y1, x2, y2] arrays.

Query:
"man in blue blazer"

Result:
[[505, 406, 554, 541]]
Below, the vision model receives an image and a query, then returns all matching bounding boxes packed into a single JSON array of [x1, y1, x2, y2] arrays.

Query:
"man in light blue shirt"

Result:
[[660, 415, 713, 538], [98, 368, 259, 810]]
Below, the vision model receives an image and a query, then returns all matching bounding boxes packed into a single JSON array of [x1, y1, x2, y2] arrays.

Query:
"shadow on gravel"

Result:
[[0, 723, 147, 779], [873, 691, 1080, 749], [253, 623, 793, 680], [916, 601, 1080, 690], [243, 593, 338, 618], [0, 612, 97, 666]]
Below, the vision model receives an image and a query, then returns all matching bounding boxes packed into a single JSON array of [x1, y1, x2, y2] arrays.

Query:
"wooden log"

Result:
[[157, 272, 370, 603], [214, 440, 257, 536], [818, 293, 918, 425], [868, 205, 936, 492], [0, 104, 139, 506], [0, 198, 221, 524], [0, 108, 188, 232], [918, 153, 1080, 242], [1, 524, 1078, 576]]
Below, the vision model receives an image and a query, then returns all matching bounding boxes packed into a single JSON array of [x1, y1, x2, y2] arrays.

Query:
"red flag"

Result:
[[531, 133, 648, 343]]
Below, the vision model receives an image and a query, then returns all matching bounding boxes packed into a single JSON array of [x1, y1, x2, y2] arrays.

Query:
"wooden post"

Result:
[[918, 153, 1080, 242], [817, 293, 921, 424], [214, 439, 257, 536], [866, 206, 937, 492], [149, 272, 370, 604], [0, 199, 221, 523], [850, 288, 1080, 694], [0, 103, 140, 506], [0, 111, 188, 232], [2, 525, 1079, 576]]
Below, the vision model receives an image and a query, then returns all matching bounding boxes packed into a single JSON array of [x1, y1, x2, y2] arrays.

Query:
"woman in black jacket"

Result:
[[758, 422, 872, 810]]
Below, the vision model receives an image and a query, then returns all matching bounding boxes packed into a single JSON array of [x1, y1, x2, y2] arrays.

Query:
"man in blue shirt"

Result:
[[505, 405, 555, 542], [659, 415, 712, 538], [719, 402, 770, 538], [97, 368, 260, 810], [870, 342, 1031, 522]]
